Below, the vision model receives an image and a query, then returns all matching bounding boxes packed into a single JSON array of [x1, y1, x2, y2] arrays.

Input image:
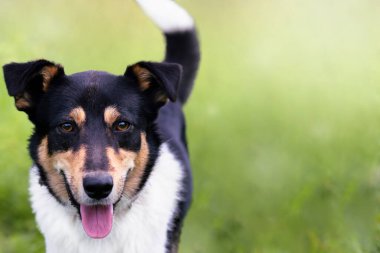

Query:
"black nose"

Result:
[[83, 174, 113, 200]]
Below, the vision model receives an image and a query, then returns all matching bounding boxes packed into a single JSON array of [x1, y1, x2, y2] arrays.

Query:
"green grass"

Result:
[[1, 0, 380, 252]]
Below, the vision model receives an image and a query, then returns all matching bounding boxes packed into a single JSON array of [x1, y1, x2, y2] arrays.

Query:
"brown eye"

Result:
[[114, 121, 131, 132], [60, 122, 74, 133]]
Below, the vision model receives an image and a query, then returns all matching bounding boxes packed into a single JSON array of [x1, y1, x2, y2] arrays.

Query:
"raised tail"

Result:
[[136, 0, 200, 104]]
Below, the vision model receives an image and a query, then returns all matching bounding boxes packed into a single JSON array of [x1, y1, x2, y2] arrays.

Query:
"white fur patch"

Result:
[[136, 0, 194, 33], [30, 143, 183, 253]]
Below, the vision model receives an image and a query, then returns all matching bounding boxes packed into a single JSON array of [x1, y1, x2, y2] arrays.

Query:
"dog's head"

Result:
[[3, 59, 182, 238]]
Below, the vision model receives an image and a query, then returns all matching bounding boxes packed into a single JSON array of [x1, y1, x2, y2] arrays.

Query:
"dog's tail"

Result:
[[136, 0, 200, 104]]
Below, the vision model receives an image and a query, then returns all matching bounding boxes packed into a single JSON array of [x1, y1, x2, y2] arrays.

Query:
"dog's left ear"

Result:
[[125, 61, 182, 107]]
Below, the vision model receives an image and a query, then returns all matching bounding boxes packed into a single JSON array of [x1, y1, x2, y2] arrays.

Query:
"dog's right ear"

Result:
[[3, 59, 64, 113]]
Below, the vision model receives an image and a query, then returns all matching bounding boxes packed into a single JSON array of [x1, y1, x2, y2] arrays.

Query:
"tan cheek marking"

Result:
[[124, 133, 150, 197], [104, 106, 121, 127], [107, 148, 136, 172], [106, 147, 136, 198], [105, 133, 150, 198], [38, 138, 69, 202], [69, 107, 86, 127], [40, 66, 59, 92], [132, 65, 152, 91], [38, 137, 86, 203]]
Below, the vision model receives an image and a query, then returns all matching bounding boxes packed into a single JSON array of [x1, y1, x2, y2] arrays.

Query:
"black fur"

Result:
[[165, 30, 200, 104]]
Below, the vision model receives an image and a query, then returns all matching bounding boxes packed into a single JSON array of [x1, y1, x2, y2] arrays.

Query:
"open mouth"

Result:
[[60, 171, 115, 239], [80, 204, 113, 239]]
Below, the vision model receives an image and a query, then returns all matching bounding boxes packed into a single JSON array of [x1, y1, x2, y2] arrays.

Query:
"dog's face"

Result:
[[3, 59, 182, 238]]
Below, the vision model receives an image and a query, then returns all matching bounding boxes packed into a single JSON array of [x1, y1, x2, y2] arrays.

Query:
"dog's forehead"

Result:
[[42, 70, 141, 121], [55, 70, 139, 103], [68, 70, 119, 85]]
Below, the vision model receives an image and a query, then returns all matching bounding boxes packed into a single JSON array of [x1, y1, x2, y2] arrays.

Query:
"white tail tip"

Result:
[[136, 0, 194, 33]]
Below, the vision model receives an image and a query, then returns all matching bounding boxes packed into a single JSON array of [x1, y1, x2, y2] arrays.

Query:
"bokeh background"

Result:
[[1, 0, 380, 252]]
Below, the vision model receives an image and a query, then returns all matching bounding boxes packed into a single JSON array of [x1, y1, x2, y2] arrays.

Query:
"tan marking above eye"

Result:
[[104, 106, 121, 127], [69, 107, 86, 127]]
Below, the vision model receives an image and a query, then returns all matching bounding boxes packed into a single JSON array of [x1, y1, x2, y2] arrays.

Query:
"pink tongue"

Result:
[[80, 204, 113, 239]]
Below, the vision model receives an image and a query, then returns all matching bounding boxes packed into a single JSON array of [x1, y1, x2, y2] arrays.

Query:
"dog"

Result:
[[2, 0, 199, 252]]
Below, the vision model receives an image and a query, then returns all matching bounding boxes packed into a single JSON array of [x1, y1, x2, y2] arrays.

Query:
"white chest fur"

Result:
[[29, 143, 183, 253]]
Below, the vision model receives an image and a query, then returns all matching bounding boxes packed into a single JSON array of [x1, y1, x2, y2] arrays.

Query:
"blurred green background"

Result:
[[1, 0, 380, 252]]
